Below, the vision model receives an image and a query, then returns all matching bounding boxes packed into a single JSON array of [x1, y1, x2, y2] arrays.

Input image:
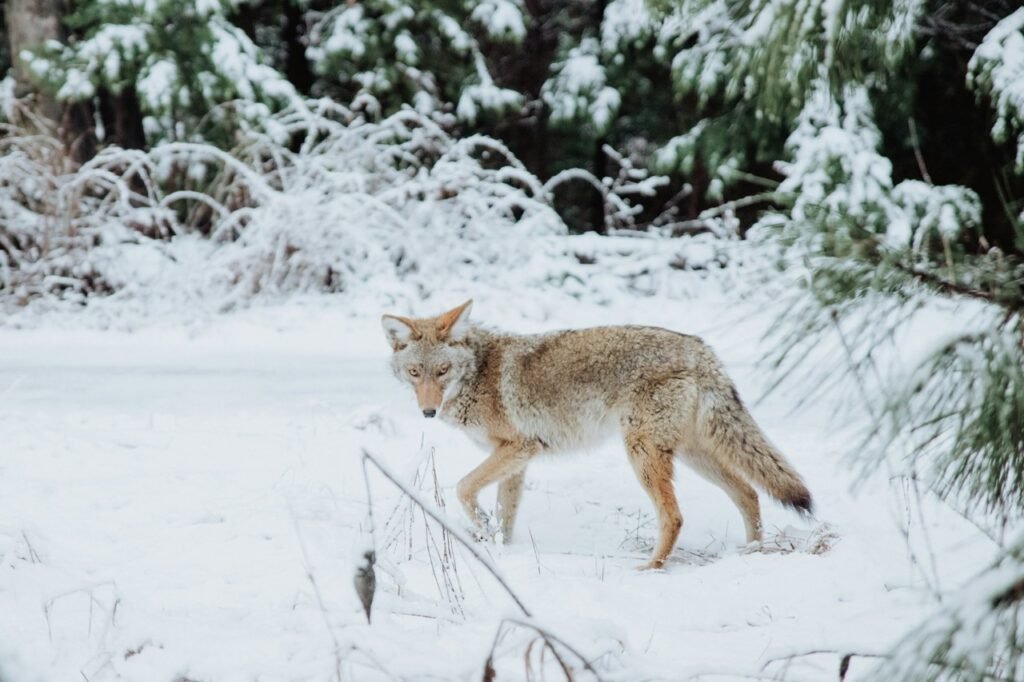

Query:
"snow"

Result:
[[821, 0, 844, 67], [77, 23, 150, 76], [393, 32, 418, 65], [455, 83, 522, 125], [543, 40, 621, 135], [878, 528, 1024, 681], [0, 76, 15, 121], [740, 2, 775, 47], [209, 21, 300, 110], [45, 23, 152, 101], [0, 268, 1000, 681], [194, 0, 220, 16], [27, 3, 298, 144], [892, 180, 980, 250], [382, 4, 414, 32], [882, 0, 927, 59], [137, 59, 180, 111], [308, 1, 506, 117], [322, 6, 370, 59], [56, 68, 97, 101], [601, 0, 656, 53], [655, 121, 708, 175], [470, 0, 527, 42], [968, 7, 1024, 171], [456, 54, 523, 125]]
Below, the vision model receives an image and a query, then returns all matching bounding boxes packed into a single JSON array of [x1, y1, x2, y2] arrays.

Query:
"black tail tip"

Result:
[[786, 489, 814, 517]]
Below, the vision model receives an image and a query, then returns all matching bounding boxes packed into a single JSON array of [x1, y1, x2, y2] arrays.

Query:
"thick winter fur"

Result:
[[382, 300, 813, 569]]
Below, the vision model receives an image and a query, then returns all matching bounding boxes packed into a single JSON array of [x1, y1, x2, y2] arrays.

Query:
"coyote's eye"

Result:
[[437, 364, 450, 377], [407, 366, 421, 378]]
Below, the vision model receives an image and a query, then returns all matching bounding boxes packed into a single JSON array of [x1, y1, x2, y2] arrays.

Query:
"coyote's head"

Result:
[[381, 300, 475, 418]]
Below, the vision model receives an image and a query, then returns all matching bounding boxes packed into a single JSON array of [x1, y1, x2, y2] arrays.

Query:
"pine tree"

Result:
[[305, 0, 527, 122], [650, 0, 923, 200], [304, 0, 676, 210], [724, 3, 1024, 678], [20, 0, 301, 148]]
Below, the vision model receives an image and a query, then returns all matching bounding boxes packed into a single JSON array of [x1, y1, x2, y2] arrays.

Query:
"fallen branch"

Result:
[[501, 617, 606, 681]]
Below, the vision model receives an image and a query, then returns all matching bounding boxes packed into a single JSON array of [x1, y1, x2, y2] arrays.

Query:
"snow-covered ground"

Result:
[[0, 280, 999, 681]]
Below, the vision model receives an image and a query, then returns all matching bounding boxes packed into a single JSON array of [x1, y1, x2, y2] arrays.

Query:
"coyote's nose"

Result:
[[422, 409, 436, 418]]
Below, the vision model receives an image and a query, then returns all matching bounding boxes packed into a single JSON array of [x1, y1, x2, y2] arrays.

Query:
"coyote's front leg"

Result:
[[456, 440, 537, 541]]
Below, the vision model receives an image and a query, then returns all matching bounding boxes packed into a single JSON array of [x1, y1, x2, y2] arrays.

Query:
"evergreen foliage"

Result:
[[21, 0, 301, 146], [651, 0, 925, 198], [743, 3, 1024, 678], [305, 0, 526, 122], [968, 8, 1024, 173]]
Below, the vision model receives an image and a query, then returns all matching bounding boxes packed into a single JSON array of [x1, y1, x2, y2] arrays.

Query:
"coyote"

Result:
[[381, 300, 813, 569]]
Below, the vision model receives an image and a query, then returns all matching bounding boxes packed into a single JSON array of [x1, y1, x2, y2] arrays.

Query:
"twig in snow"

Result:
[[361, 448, 606, 681], [22, 530, 41, 563], [528, 529, 542, 575], [760, 649, 887, 681], [484, 618, 607, 682], [362, 448, 531, 615]]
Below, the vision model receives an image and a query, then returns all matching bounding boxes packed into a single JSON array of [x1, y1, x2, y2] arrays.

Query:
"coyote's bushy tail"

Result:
[[702, 387, 813, 515]]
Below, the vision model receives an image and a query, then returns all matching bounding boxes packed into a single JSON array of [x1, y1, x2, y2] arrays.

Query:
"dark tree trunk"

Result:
[[591, 138, 607, 233], [5, 0, 63, 122], [62, 100, 97, 162], [6, 0, 98, 162], [282, 0, 313, 95], [98, 87, 147, 149], [485, 0, 566, 179], [885, 0, 1024, 256]]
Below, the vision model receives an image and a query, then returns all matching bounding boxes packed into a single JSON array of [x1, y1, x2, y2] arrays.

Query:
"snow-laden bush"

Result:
[[0, 102, 547, 308], [204, 115, 567, 309], [0, 99, 704, 316], [0, 125, 119, 305]]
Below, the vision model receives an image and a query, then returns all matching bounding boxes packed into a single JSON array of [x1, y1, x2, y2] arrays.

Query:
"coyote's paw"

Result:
[[467, 512, 497, 542], [740, 539, 764, 554], [636, 558, 667, 572]]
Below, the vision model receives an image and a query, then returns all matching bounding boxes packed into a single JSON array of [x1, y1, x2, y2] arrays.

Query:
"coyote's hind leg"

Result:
[[623, 430, 683, 570], [496, 470, 526, 542], [686, 453, 763, 544]]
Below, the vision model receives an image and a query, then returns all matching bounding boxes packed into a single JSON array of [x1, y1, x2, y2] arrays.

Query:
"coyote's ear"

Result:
[[381, 314, 418, 349], [437, 299, 473, 340]]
